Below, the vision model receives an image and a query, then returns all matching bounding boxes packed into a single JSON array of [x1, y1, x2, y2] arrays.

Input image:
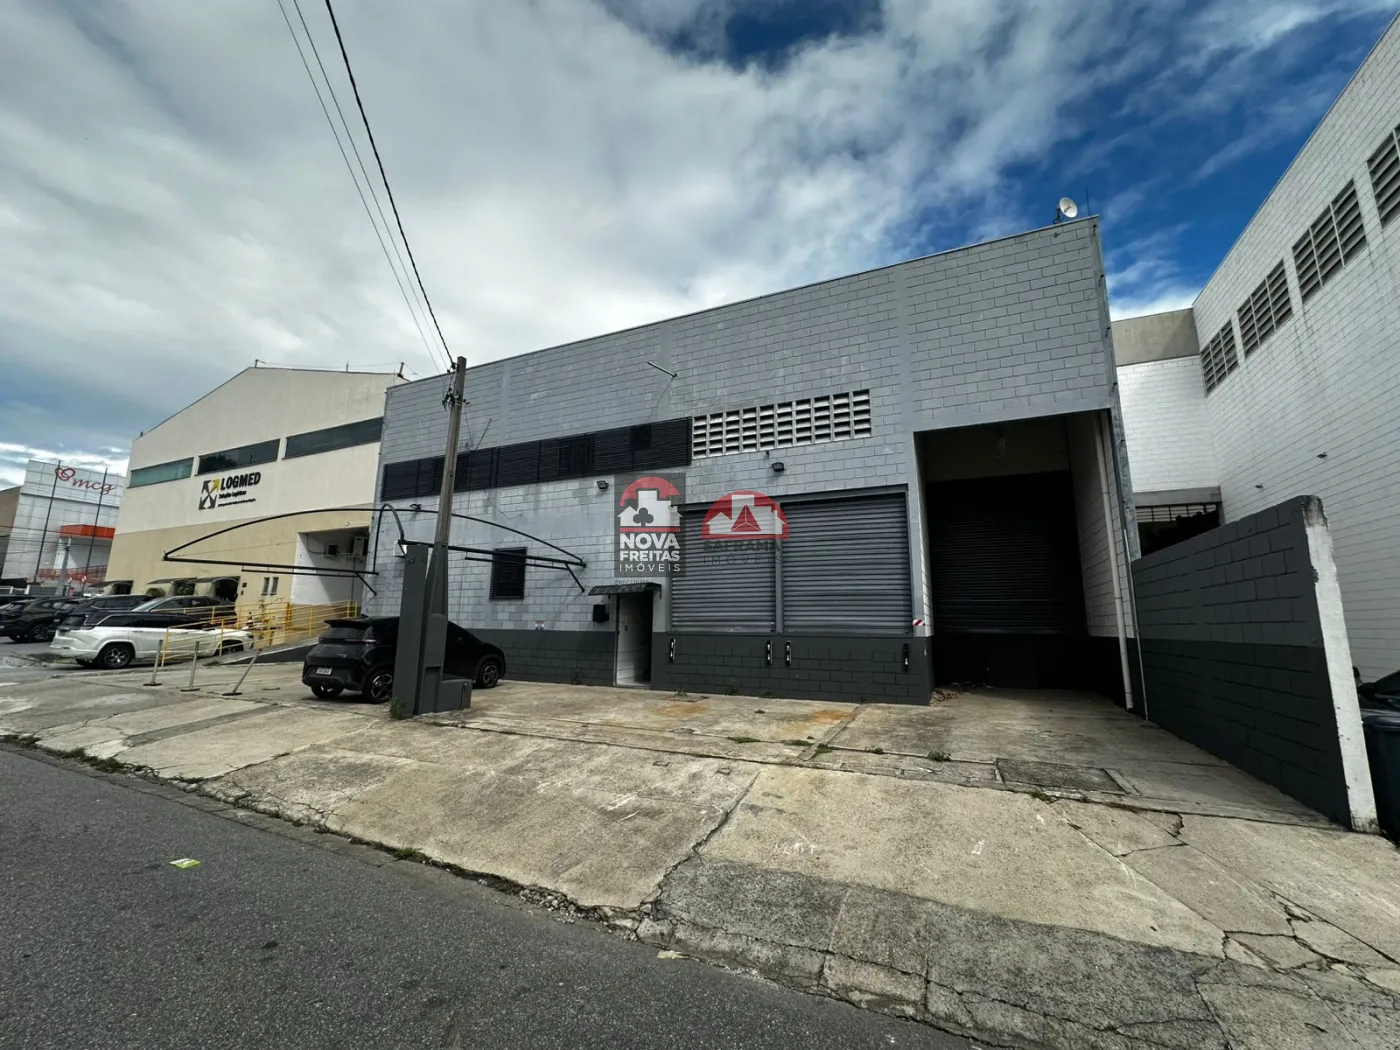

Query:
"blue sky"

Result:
[[0, 0, 1396, 485]]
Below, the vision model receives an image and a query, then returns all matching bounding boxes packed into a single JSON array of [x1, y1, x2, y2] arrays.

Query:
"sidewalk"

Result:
[[3, 665, 1399, 1049]]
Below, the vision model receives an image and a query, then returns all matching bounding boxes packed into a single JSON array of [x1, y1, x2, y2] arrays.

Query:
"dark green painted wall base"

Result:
[[652, 633, 931, 705]]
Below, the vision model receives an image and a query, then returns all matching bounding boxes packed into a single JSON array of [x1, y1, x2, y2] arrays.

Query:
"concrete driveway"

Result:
[[5, 665, 1399, 1049]]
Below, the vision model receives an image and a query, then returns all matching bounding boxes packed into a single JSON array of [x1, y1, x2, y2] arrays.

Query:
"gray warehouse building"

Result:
[[367, 219, 1139, 704]]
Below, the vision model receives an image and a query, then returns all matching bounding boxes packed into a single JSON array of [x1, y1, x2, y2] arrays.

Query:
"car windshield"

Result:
[[322, 626, 373, 641], [132, 599, 168, 611]]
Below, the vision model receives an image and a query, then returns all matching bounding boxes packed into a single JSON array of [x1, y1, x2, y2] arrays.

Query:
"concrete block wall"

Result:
[[1131, 496, 1371, 826], [1191, 16, 1400, 677], [369, 220, 1121, 699]]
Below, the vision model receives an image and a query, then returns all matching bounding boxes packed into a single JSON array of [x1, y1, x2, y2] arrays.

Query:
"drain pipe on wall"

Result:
[[1094, 412, 1135, 712]]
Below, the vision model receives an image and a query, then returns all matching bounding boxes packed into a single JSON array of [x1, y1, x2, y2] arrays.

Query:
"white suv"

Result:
[[51, 612, 253, 670]]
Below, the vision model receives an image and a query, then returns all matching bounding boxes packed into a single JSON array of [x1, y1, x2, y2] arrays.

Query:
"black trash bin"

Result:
[[1360, 708, 1400, 838]]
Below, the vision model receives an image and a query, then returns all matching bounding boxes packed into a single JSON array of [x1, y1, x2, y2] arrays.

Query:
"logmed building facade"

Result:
[[368, 219, 1142, 704], [106, 366, 402, 607]]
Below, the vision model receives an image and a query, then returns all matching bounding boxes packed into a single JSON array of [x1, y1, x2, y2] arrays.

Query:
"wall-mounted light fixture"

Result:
[[597, 479, 609, 490], [772, 461, 785, 474]]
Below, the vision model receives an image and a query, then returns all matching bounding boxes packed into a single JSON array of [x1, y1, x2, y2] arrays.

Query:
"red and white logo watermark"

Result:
[[702, 491, 788, 540], [615, 473, 684, 576]]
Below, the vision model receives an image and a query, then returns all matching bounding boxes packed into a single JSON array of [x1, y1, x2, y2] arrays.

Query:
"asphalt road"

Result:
[[0, 749, 968, 1050]]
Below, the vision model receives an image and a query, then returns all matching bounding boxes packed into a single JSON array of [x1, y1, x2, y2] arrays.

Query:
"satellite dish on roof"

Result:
[[1054, 197, 1079, 223]]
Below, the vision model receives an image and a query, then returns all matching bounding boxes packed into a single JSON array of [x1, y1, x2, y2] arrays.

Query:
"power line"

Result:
[[272, 0, 445, 376], [322, 0, 455, 372], [285, 0, 437, 363]]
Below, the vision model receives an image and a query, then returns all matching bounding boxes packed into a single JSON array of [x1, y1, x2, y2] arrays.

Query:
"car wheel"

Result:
[[310, 683, 343, 699], [363, 669, 394, 703], [475, 657, 503, 689], [97, 644, 135, 670], [31, 622, 56, 643], [217, 641, 245, 655]]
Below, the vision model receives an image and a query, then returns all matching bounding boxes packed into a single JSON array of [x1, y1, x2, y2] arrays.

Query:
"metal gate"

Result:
[[782, 494, 910, 632], [670, 511, 776, 630], [928, 472, 1084, 634]]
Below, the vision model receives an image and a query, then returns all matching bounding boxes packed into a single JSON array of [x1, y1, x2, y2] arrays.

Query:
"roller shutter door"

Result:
[[782, 495, 911, 632], [928, 472, 1084, 635], [670, 511, 776, 631]]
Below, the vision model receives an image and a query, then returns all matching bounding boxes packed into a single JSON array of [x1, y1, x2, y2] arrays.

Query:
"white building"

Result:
[[107, 366, 403, 608], [1117, 14, 1400, 677], [0, 460, 123, 593]]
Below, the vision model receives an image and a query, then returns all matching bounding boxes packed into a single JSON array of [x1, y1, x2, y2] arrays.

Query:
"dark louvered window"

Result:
[[489, 548, 526, 600], [379, 417, 691, 501]]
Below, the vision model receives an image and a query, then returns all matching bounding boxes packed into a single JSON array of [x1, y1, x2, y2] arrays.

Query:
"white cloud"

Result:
[[0, 0, 1390, 469]]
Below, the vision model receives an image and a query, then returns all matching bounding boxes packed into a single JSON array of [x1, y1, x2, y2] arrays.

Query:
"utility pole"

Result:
[[433, 357, 467, 561], [394, 356, 471, 717]]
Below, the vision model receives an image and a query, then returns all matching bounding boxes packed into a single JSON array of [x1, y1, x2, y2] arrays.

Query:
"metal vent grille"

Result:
[[1370, 123, 1400, 228], [1237, 261, 1293, 356], [1293, 180, 1367, 303], [692, 390, 871, 459], [1200, 322, 1239, 394]]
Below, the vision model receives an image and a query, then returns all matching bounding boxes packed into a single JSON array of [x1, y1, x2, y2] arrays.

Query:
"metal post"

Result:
[[222, 648, 260, 697], [34, 461, 61, 583], [182, 640, 201, 692], [83, 467, 109, 587], [58, 540, 71, 596], [1094, 412, 1134, 712]]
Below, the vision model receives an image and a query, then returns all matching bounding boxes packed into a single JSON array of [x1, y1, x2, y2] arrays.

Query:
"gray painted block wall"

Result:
[[369, 221, 1120, 701], [1130, 496, 1353, 824]]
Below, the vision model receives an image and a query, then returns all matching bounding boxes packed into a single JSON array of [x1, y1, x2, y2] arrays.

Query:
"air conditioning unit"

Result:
[[350, 535, 368, 559]]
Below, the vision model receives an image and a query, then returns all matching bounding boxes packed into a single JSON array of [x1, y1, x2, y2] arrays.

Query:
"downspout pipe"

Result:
[[1094, 412, 1135, 712]]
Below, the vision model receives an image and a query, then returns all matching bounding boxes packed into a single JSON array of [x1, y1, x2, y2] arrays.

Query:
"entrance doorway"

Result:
[[615, 591, 654, 686]]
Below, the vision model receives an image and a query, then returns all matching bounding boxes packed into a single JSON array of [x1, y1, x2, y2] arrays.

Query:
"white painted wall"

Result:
[[1192, 16, 1400, 677], [113, 368, 400, 536], [1117, 358, 1220, 497]]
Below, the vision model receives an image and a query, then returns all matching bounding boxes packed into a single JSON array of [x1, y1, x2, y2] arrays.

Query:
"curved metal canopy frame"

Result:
[[162, 503, 589, 596]]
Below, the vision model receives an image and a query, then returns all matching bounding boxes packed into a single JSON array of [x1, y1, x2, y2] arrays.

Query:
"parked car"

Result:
[[301, 616, 506, 701], [0, 596, 39, 620], [50, 614, 253, 669], [132, 595, 236, 624], [1, 597, 83, 642], [55, 594, 150, 630]]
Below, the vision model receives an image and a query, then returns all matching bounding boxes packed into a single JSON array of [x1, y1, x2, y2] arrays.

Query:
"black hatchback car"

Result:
[[302, 617, 506, 701]]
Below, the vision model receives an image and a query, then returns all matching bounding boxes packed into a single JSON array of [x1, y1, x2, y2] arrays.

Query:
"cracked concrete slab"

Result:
[[1234, 933, 1326, 970], [1293, 918, 1395, 969], [1199, 982, 1357, 1049], [1125, 842, 1294, 936], [1054, 800, 1183, 856], [1182, 816, 1400, 963], [300, 731, 762, 911], [117, 706, 374, 780], [700, 765, 1227, 956], [998, 758, 1121, 793], [33, 697, 270, 759]]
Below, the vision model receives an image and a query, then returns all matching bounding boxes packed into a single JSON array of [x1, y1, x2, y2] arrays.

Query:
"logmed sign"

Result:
[[198, 471, 262, 511]]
